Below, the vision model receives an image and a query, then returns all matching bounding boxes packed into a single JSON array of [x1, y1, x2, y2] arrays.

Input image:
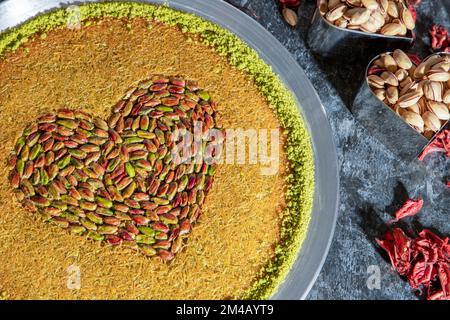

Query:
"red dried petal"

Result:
[[408, 0, 421, 6], [279, 0, 301, 10], [408, 261, 435, 289], [390, 198, 423, 223], [378, 226, 450, 300], [440, 238, 450, 262], [428, 290, 446, 300], [419, 130, 449, 160], [377, 228, 412, 275], [406, 53, 422, 66], [407, 4, 417, 22], [419, 145, 445, 161], [367, 66, 384, 75], [437, 262, 450, 298], [393, 228, 413, 273], [418, 229, 443, 244], [429, 25, 449, 51]]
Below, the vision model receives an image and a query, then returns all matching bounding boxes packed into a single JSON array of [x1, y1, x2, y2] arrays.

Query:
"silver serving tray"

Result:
[[0, 0, 340, 300]]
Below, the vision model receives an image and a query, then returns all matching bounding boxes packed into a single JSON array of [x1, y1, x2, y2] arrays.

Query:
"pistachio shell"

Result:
[[407, 103, 420, 114], [360, 16, 378, 33], [417, 97, 428, 114], [395, 68, 408, 82], [399, 76, 413, 90], [379, 0, 389, 14], [401, 110, 424, 132], [397, 91, 422, 108], [414, 80, 424, 96], [386, 1, 399, 18], [414, 55, 442, 80], [393, 49, 412, 70], [408, 65, 416, 78], [335, 17, 348, 28], [326, 4, 347, 22], [344, 8, 371, 25], [373, 89, 386, 101], [431, 61, 450, 72], [319, 0, 328, 15], [346, 24, 361, 30], [386, 86, 399, 104], [346, 0, 362, 7], [422, 80, 443, 102], [367, 74, 385, 88], [371, 10, 386, 29], [400, 84, 417, 99], [373, 58, 385, 67], [328, 0, 342, 10], [427, 100, 450, 120], [427, 70, 450, 82], [393, 19, 407, 36], [382, 54, 397, 73], [400, 6, 415, 30], [380, 23, 402, 36], [422, 111, 442, 132], [362, 0, 379, 10], [282, 8, 298, 27], [443, 89, 450, 104], [381, 71, 399, 86]]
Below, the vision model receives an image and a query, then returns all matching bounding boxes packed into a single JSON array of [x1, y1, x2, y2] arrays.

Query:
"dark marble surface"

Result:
[[228, 0, 450, 300]]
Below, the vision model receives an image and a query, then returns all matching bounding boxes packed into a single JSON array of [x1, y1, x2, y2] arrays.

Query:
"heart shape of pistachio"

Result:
[[8, 75, 222, 261], [367, 51, 450, 136]]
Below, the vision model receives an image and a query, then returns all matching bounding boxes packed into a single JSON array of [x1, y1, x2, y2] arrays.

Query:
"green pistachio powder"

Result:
[[0, 2, 314, 300]]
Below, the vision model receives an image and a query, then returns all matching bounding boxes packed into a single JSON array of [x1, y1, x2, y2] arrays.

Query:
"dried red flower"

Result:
[[407, 3, 417, 22], [377, 228, 450, 300], [390, 198, 424, 223], [406, 53, 422, 66], [377, 228, 413, 276], [367, 66, 385, 75], [408, 0, 422, 6], [279, 0, 301, 10], [429, 25, 449, 52], [419, 129, 450, 161]]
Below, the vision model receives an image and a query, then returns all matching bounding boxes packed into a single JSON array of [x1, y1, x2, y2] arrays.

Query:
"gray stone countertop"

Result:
[[227, 0, 450, 300]]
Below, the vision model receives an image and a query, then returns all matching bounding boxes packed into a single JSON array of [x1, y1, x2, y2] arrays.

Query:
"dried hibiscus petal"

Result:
[[429, 25, 449, 52], [408, 0, 421, 6], [407, 53, 422, 66], [378, 226, 450, 300], [409, 260, 435, 289], [419, 145, 445, 161], [407, 4, 417, 22], [419, 129, 449, 161], [367, 66, 385, 75], [419, 229, 444, 246], [377, 228, 413, 275], [390, 198, 423, 223], [436, 262, 450, 297], [279, 0, 301, 10]]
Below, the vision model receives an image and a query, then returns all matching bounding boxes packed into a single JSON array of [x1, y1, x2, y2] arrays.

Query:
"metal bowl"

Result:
[[0, 0, 339, 300], [307, 0, 415, 59]]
